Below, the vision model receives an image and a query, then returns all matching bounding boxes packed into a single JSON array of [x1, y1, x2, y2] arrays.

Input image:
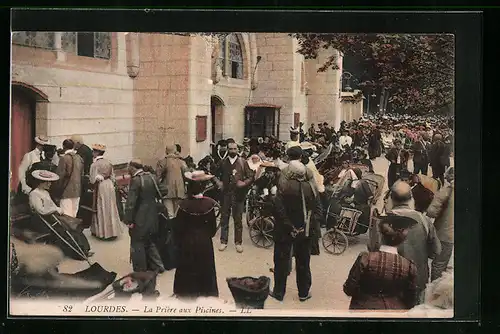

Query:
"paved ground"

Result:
[[58, 156, 451, 310]]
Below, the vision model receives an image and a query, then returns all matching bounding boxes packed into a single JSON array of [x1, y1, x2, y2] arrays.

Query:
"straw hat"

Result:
[[184, 170, 214, 182], [243, 137, 251, 144], [70, 135, 84, 144], [289, 127, 299, 134], [34, 135, 49, 145], [31, 170, 60, 182], [92, 144, 106, 151], [300, 142, 317, 152], [260, 161, 280, 169]]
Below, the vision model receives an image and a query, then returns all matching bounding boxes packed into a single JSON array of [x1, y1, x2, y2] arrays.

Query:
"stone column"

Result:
[[54, 32, 65, 62], [126, 33, 140, 78], [306, 48, 343, 131]]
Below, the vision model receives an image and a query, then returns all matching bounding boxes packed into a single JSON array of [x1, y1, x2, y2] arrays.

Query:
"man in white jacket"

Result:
[[18, 135, 51, 195]]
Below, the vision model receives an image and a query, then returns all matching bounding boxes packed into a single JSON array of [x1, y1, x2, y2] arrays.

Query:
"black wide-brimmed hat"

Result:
[[381, 214, 419, 230]]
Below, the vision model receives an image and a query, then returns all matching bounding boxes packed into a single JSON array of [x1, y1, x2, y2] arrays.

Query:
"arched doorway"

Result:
[[210, 95, 224, 143], [10, 82, 48, 191]]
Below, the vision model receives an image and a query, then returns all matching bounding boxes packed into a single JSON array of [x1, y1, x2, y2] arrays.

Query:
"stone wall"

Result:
[[340, 93, 364, 122], [133, 33, 191, 166], [188, 36, 214, 162], [252, 33, 296, 141], [11, 32, 135, 164], [305, 49, 343, 131], [212, 33, 253, 144]]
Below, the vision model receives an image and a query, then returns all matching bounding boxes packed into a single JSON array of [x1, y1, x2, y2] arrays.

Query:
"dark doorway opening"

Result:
[[244, 105, 280, 139], [210, 96, 224, 143]]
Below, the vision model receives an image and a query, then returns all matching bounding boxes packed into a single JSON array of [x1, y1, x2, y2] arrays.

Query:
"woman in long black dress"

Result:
[[173, 170, 219, 299]]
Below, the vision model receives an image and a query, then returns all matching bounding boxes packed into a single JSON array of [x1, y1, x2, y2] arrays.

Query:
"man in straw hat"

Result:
[[53, 139, 84, 218], [17, 135, 50, 195], [124, 159, 165, 275], [88, 144, 122, 241], [71, 134, 93, 176], [285, 127, 300, 150], [388, 181, 441, 304], [156, 144, 188, 219]]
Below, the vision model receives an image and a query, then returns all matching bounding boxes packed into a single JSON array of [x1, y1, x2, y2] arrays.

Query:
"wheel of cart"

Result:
[[322, 207, 362, 255], [245, 187, 260, 227], [248, 215, 274, 249]]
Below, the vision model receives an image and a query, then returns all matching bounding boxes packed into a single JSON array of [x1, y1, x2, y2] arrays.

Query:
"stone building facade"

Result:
[[11, 32, 357, 188]]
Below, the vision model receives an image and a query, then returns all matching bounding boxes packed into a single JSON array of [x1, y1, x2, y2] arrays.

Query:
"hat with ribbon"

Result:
[[184, 170, 215, 182], [92, 144, 107, 152], [31, 170, 60, 182], [34, 135, 49, 145], [243, 137, 251, 144], [289, 127, 299, 134]]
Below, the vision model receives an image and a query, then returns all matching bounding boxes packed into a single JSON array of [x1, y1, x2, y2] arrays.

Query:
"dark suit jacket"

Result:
[[429, 141, 447, 167], [77, 144, 94, 176], [272, 175, 322, 242], [411, 140, 429, 165], [216, 156, 254, 201], [124, 171, 159, 239], [385, 148, 409, 165]]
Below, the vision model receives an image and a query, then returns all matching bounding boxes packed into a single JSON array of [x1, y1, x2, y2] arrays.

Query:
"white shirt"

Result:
[[29, 187, 61, 216], [18, 147, 43, 194], [93, 155, 104, 163], [379, 245, 399, 254], [339, 135, 353, 148], [228, 156, 238, 165]]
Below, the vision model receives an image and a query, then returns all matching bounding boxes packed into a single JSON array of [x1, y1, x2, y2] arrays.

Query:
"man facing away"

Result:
[[53, 139, 84, 218], [156, 145, 188, 219], [71, 135, 94, 176], [389, 181, 442, 304], [214, 142, 254, 253], [269, 146, 321, 302], [411, 132, 430, 175], [124, 159, 166, 278]]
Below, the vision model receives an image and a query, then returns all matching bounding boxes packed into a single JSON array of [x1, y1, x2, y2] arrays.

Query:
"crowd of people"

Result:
[[10, 112, 454, 313]]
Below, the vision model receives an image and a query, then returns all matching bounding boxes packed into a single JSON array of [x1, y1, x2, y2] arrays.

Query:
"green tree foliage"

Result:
[[291, 33, 454, 114]]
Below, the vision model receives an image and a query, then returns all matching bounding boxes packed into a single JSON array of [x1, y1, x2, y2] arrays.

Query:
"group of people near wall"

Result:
[[10, 112, 454, 312]]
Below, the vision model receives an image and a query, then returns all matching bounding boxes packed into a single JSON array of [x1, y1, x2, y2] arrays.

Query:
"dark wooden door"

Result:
[[10, 91, 35, 191], [244, 107, 277, 138]]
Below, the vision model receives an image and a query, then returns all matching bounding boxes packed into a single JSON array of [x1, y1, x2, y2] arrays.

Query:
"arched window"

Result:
[[228, 34, 243, 79], [217, 34, 244, 80]]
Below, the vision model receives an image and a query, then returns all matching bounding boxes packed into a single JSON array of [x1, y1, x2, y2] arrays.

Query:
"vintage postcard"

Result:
[[9, 26, 455, 318]]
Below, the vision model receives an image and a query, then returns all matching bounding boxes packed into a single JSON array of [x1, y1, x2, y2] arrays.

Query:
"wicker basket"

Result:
[[226, 276, 270, 309]]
